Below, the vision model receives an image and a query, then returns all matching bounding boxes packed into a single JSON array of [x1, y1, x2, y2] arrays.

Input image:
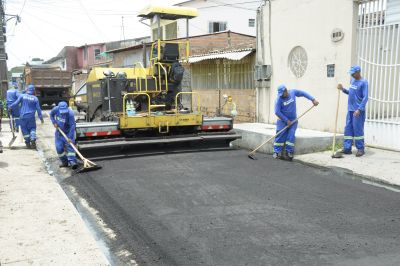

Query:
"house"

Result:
[[257, 0, 400, 150], [44, 46, 79, 71], [175, 0, 259, 37], [145, 0, 258, 41]]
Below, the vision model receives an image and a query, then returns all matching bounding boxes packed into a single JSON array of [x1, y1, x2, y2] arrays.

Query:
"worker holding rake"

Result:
[[273, 85, 319, 160]]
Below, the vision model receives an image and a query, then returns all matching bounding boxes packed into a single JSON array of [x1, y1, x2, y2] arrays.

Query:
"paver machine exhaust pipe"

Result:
[[57, 127, 102, 173], [248, 105, 316, 160]]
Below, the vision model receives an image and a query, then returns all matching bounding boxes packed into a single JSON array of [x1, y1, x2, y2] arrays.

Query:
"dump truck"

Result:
[[24, 64, 71, 106], [73, 5, 240, 160]]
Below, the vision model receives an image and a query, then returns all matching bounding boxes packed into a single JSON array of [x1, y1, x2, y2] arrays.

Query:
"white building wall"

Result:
[[386, 0, 400, 24], [260, 0, 359, 132], [175, 0, 258, 38]]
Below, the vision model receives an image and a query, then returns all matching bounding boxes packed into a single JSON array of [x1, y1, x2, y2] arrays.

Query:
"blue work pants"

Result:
[[55, 132, 77, 165], [274, 120, 298, 154], [344, 111, 365, 151], [20, 115, 36, 144]]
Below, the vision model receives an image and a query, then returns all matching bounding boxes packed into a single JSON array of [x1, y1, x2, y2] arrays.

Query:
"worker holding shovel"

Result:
[[337, 65, 368, 157], [273, 85, 319, 161]]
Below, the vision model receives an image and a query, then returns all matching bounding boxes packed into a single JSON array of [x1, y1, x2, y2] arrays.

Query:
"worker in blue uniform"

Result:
[[6, 84, 21, 131], [337, 65, 368, 157], [274, 84, 319, 160], [9, 84, 43, 149], [50, 101, 78, 169]]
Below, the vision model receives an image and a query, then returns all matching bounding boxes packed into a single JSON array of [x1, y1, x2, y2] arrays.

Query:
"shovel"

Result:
[[8, 114, 17, 147], [248, 105, 316, 160], [56, 127, 102, 173]]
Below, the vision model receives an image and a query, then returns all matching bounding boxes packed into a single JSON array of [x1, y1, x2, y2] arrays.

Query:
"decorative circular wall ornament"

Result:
[[288, 46, 308, 78], [331, 28, 344, 42]]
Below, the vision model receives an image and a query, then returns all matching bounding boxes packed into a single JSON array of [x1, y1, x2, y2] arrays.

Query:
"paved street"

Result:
[[66, 149, 400, 266]]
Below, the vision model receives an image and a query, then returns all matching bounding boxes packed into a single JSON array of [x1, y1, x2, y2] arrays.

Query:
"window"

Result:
[[248, 18, 255, 27], [94, 49, 101, 60], [208, 21, 227, 33]]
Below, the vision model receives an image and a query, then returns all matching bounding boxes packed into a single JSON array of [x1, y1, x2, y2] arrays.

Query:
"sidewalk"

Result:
[[232, 123, 342, 154], [0, 119, 109, 265], [295, 147, 400, 187]]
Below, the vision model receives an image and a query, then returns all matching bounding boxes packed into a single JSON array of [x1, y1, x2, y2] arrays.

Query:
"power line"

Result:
[[197, 0, 261, 11], [76, 0, 108, 39]]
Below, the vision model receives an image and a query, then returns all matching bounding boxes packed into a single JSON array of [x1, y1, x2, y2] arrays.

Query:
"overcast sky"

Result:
[[4, 0, 182, 69]]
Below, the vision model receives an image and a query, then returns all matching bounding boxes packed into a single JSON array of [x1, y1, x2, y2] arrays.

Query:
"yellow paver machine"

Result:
[[74, 5, 241, 160]]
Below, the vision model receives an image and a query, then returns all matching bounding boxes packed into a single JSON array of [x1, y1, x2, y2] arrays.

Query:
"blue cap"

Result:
[[277, 84, 286, 97], [348, 65, 361, 75], [58, 101, 69, 114], [27, 84, 35, 94]]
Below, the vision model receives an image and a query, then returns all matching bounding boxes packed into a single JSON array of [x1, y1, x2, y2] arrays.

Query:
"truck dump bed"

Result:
[[24, 65, 71, 105]]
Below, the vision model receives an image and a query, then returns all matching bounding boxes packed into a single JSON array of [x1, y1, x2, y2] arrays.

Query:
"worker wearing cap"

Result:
[[337, 65, 368, 157], [50, 101, 78, 169], [8, 84, 43, 149], [274, 85, 319, 160], [6, 84, 21, 131]]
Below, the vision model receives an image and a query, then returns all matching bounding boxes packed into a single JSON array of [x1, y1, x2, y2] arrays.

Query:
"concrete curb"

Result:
[[294, 157, 400, 191], [232, 123, 343, 155]]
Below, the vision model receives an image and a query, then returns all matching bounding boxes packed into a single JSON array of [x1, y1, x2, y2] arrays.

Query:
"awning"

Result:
[[188, 49, 253, 63]]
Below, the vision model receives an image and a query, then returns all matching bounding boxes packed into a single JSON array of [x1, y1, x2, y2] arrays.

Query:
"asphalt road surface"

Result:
[[66, 150, 400, 266]]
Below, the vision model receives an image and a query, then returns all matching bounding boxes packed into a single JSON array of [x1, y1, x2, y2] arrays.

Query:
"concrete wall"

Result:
[[176, 0, 258, 37], [192, 88, 256, 123], [259, 0, 359, 133], [77, 44, 105, 69], [112, 48, 150, 68]]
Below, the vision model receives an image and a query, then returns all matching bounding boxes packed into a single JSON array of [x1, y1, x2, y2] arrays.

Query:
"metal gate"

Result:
[[357, 0, 400, 150]]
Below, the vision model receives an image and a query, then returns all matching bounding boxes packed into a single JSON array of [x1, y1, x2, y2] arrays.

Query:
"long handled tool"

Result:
[[248, 105, 316, 160], [8, 114, 17, 147], [331, 89, 344, 158], [57, 127, 102, 173]]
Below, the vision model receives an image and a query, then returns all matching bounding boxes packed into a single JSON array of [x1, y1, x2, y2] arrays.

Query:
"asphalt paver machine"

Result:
[[74, 5, 241, 160]]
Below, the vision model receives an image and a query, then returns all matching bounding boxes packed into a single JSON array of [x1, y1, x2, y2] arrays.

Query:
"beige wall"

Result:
[[192, 88, 256, 123], [260, 0, 359, 132]]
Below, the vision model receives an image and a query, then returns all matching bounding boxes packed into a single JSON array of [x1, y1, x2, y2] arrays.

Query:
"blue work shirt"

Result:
[[9, 94, 43, 119], [6, 88, 20, 107], [342, 78, 368, 112], [275, 89, 315, 122], [50, 106, 76, 140]]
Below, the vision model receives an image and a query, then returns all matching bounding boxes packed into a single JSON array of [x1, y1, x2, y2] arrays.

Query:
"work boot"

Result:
[[30, 140, 37, 150], [25, 142, 31, 149], [356, 150, 365, 157], [70, 163, 79, 170], [272, 152, 281, 159], [285, 152, 294, 161], [339, 149, 352, 155], [59, 161, 69, 168]]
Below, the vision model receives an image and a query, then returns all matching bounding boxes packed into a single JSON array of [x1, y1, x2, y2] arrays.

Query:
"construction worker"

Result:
[[8, 84, 43, 149], [337, 65, 368, 157], [273, 84, 319, 160], [6, 84, 21, 131], [50, 101, 78, 169]]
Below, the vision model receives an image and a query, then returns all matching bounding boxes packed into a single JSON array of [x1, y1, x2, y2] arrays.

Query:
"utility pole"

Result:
[[0, 0, 8, 99], [121, 16, 125, 42]]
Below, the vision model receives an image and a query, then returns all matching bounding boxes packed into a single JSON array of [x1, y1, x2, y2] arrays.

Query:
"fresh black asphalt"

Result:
[[65, 149, 400, 265]]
